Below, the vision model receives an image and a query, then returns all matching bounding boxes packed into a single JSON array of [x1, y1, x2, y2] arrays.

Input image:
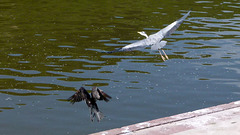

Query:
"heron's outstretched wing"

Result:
[[68, 87, 90, 104], [91, 87, 112, 102], [151, 40, 167, 50], [121, 39, 149, 51], [144, 10, 191, 47], [154, 10, 191, 38]]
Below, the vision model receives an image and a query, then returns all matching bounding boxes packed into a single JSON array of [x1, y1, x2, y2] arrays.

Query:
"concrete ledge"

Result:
[[91, 100, 240, 135]]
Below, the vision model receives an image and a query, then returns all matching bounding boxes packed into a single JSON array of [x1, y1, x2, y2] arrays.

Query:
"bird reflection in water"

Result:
[[68, 87, 112, 122]]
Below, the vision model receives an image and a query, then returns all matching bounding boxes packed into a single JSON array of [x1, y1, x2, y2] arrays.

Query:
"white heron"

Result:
[[107, 10, 191, 61]]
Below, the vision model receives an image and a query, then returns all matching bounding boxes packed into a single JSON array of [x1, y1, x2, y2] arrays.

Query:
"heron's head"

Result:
[[137, 31, 149, 38]]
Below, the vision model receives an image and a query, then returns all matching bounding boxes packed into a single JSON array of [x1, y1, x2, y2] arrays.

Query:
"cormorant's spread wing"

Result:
[[98, 88, 112, 102], [68, 87, 90, 104], [91, 87, 112, 102]]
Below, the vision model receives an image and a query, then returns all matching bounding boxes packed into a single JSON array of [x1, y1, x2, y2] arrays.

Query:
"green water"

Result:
[[0, 0, 240, 134]]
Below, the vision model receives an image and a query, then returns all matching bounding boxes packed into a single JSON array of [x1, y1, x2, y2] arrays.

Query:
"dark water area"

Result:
[[0, 0, 240, 134]]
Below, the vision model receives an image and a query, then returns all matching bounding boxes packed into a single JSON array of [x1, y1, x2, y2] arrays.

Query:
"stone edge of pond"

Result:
[[91, 100, 240, 135]]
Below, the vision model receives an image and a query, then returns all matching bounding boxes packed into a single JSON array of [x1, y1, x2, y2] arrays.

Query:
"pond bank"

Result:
[[91, 100, 240, 135]]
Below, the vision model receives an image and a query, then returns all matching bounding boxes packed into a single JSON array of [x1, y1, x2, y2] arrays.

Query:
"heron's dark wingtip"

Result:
[[103, 48, 123, 54], [101, 51, 112, 54]]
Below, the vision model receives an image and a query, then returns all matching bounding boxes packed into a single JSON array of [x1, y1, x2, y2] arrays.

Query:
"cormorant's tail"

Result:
[[90, 104, 104, 122]]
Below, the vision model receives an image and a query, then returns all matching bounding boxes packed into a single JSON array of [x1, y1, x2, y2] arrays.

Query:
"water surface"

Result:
[[0, 0, 240, 134]]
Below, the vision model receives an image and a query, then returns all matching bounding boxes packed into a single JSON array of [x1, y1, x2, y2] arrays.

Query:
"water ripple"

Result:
[[0, 1, 240, 134]]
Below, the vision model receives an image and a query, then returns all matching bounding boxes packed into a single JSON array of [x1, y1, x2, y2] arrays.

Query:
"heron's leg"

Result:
[[161, 49, 169, 60], [158, 49, 165, 61]]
